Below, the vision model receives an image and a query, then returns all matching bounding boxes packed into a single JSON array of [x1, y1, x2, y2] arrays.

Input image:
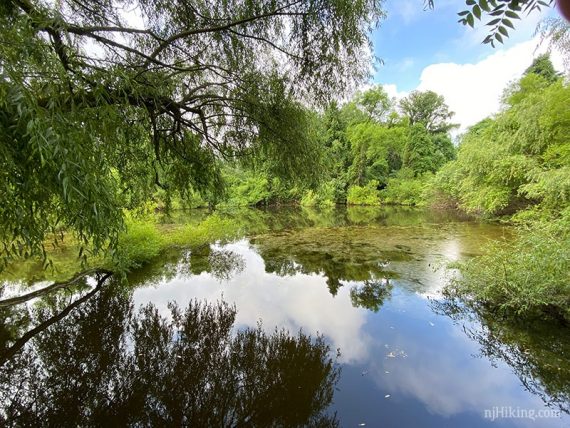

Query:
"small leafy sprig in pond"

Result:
[[457, 0, 555, 47]]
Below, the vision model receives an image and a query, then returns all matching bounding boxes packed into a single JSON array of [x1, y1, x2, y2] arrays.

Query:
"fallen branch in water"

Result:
[[0, 269, 113, 308]]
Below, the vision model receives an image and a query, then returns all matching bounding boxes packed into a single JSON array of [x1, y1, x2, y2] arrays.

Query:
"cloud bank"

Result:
[[383, 38, 564, 134]]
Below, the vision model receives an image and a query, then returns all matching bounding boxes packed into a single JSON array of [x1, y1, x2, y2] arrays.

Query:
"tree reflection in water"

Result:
[[433, 299, 570, 415], [350, 279, 394, 312], [0, 283, 340, 427], [251, 228, 399, 311]]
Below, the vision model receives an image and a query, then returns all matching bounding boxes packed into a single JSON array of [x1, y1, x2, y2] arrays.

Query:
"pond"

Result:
[[1, 206, 569, 427]]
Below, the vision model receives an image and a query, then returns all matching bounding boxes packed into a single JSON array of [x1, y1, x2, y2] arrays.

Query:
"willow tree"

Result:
[[0, 0, 384, 267], [428, 0, 556, 46]]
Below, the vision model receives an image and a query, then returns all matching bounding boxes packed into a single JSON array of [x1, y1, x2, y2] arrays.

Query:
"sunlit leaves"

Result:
[[399, 90, 456, 134], [457, 0, 555, 47], [426, 1, 555, 47], [433, 57, 570, 216]]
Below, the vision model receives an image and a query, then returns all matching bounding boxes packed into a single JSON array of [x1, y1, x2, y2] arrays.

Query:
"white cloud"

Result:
[[384, 38, 565, 135], [382, 83, 408, 101], [389, 0, 422, 25]]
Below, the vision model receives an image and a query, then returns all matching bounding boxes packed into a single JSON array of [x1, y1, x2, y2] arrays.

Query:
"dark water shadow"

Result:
[[0, 283, 340, 427]]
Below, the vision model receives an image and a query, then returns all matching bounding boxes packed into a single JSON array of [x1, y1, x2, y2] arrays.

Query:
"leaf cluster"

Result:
[[457, 0, 554, 47]]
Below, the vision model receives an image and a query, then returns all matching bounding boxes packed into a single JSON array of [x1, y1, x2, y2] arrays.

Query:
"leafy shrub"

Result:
[[300, 190, 319, 207], [346, 180, 380, 205], [300, 181, 336, 207], [113, 219, 164, 271], [171, 214, 241, 247], [380, 169, 431, 206], [446, 211, 570, 323], [432, 77, 570, 217], [223, 171, 270, 207], [107, 213, 242, 275]]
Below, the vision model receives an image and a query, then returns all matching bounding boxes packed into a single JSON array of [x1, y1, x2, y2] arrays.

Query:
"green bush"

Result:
[[347, 180, 380, 205], [432, 77, 570, 217], [114, 219, 164, 269], [300, 190, 319, 207], [100, 213, 243, 275], [222, 170, 270, 207], [171, 214, 242, 247], [446, 212, 570, 323], [380, 169, 431, 206], [300, 181, 336, 207]]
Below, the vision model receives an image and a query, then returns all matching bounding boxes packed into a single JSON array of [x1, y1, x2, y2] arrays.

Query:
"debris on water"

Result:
[[361, 370, 368, 376], [389, 326, 395, 329], [358, 423, 366, 426], [385, 394, 391, 398], [385, 370, 390, 374], [386, 350, 407, 359], [429, 321, 435, 327]]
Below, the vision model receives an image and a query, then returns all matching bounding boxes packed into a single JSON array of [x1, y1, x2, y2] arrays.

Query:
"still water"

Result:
[[1, 207, 569, 427]]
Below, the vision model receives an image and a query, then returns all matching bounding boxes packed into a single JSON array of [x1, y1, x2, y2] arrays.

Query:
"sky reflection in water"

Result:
[[129, 211, 568, 428], [1, 207, 568, 427]]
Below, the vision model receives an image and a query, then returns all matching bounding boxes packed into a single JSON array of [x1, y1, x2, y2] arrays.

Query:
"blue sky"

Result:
[[366, 0, 563, 133], [372, 0, 552, 91]]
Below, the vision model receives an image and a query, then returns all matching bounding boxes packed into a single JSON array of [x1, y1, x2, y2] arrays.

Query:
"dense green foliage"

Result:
[[434, 65, 570, 217], [347, 181, 381, 206], [1, 0, 566, 326], [0, 212, 242, 284], [399, 91, 456, 133], [183, 53, 570, 325], [447, 212, 570, 323], [0, 0, 384, 269], [223, 86, 457, 208], [437, 55, 570, 323]]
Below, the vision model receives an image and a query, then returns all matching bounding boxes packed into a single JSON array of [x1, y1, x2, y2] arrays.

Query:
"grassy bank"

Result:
[[0, 213, 242, 286]]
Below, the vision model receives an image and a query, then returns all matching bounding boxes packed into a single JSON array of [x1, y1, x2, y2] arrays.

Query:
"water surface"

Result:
[[1, 207, 568, 427]]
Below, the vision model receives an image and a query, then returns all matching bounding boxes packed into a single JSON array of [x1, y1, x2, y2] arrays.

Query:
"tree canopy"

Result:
[[0, 0, 560, 271], [524, 53, 562, 82], [434, 55, 568, 216], [399, 90, 457, 134], [0, 0, 384, 268]]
